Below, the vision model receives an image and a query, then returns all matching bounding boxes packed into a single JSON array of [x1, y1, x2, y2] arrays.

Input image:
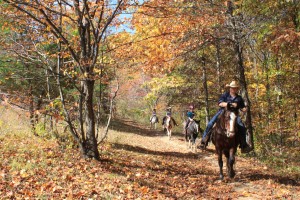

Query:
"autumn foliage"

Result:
[[0, 1, 299, 194]]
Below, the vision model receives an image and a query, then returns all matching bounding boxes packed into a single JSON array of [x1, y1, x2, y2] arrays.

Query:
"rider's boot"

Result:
[[239, 132, 252, 153], [240, 139, 252, 153], [199, 135, 209, 149]]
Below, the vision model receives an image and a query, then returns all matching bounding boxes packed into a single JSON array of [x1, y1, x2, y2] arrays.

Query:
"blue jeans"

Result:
[[202, 110, 223, 140], [202, 110, 247, 145]]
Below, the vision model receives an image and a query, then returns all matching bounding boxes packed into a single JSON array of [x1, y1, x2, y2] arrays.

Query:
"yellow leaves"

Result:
[[241, 190, 253, 197], [143, 75, 185, 102], [94, 68, 102, 75], [249, 83, 266, 95], [20, 169, 29, 178], [46, 26, 51, 32], [103, 183, 115, 192], [1, 22, 8, 30], [146, 75, 185, 91]]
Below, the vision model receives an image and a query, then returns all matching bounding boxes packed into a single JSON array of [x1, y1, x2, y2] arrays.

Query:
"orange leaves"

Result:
[[271, 28, 300, 52], [131, 0, 225, 75], [139, 186, 150, 194]]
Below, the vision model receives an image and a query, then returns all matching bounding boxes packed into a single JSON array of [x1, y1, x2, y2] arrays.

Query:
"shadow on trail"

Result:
[[109, 118, 184, 137], [199, 145, 215, 154], [112, 143, 206, 160], [244, 173, 299, 186], [99, 147, 218, 199], [110, 118, 297, 187]]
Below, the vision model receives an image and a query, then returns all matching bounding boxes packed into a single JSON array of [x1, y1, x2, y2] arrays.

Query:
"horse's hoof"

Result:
[[229, 171, 235, 178]]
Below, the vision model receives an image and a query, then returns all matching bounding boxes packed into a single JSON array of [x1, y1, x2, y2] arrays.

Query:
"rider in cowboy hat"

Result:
[[199, 80, 252, 153]]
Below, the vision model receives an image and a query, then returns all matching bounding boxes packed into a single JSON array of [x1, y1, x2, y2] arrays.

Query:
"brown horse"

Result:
[[211, 104, 240, 179]]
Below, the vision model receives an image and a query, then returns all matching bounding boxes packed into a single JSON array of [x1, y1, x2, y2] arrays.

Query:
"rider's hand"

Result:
[[231, 103, 237, 108], [241, 107, 247, 112]]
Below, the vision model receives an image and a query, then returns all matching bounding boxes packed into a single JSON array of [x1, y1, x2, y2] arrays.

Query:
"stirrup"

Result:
[[198, 140, 206, 149], [198, 143, 206, 150]]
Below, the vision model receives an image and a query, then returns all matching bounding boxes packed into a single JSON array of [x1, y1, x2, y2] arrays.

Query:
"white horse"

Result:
[[150, 115, 158, 129], [163, 116, 176, 140]]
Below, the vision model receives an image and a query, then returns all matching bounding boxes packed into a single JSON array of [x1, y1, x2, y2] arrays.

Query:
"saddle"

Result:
[[186, 119, 193, 128]]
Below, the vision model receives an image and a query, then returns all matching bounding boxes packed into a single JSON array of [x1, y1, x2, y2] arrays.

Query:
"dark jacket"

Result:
[[218, 92, 245, 110]]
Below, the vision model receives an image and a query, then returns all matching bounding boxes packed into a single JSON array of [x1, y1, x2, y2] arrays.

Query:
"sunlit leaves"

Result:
[[143, 74, 185, 102]]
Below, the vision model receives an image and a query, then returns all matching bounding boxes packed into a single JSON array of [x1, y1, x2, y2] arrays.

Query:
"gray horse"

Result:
[[185, 120, 202, 152]]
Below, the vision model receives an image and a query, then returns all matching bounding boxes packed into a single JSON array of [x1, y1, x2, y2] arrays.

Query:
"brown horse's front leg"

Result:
[[227, 148, 235, 178], [217, 149, 224, 180]]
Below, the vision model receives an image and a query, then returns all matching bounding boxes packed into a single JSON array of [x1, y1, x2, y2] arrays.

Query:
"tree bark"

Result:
[[215, 39, 222, 94], [235, 43, 255, 149], [263, 52, 271, 130], [83, 79, 100, 159], [28, 81, 36, 135], [201, 57, 210, 125]]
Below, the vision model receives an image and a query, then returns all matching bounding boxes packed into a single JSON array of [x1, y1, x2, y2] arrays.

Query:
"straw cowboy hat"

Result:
[[225, 81, 240, 88]]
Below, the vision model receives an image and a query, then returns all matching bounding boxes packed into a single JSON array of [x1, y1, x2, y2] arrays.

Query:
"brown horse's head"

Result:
[[219, 104, 239, 138]]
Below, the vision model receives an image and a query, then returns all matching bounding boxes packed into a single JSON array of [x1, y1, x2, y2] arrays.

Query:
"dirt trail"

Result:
[[108, 119, 300, 199]]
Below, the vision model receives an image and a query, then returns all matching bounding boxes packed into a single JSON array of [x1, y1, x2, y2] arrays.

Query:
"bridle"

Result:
[[218, 107, 238, 138]]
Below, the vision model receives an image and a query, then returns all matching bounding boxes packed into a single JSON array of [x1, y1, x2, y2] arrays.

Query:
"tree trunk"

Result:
[[28, 82, 36, 135], [201, 57, 210, 125], [45, 68, 53, 131], [215, 39, 222, 94], [227, 0, 254, 149], [83, 79, 100, 160], [275, 57, 284, 149], [235, 43, 255, 149], [263, 52, 272, 130]]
